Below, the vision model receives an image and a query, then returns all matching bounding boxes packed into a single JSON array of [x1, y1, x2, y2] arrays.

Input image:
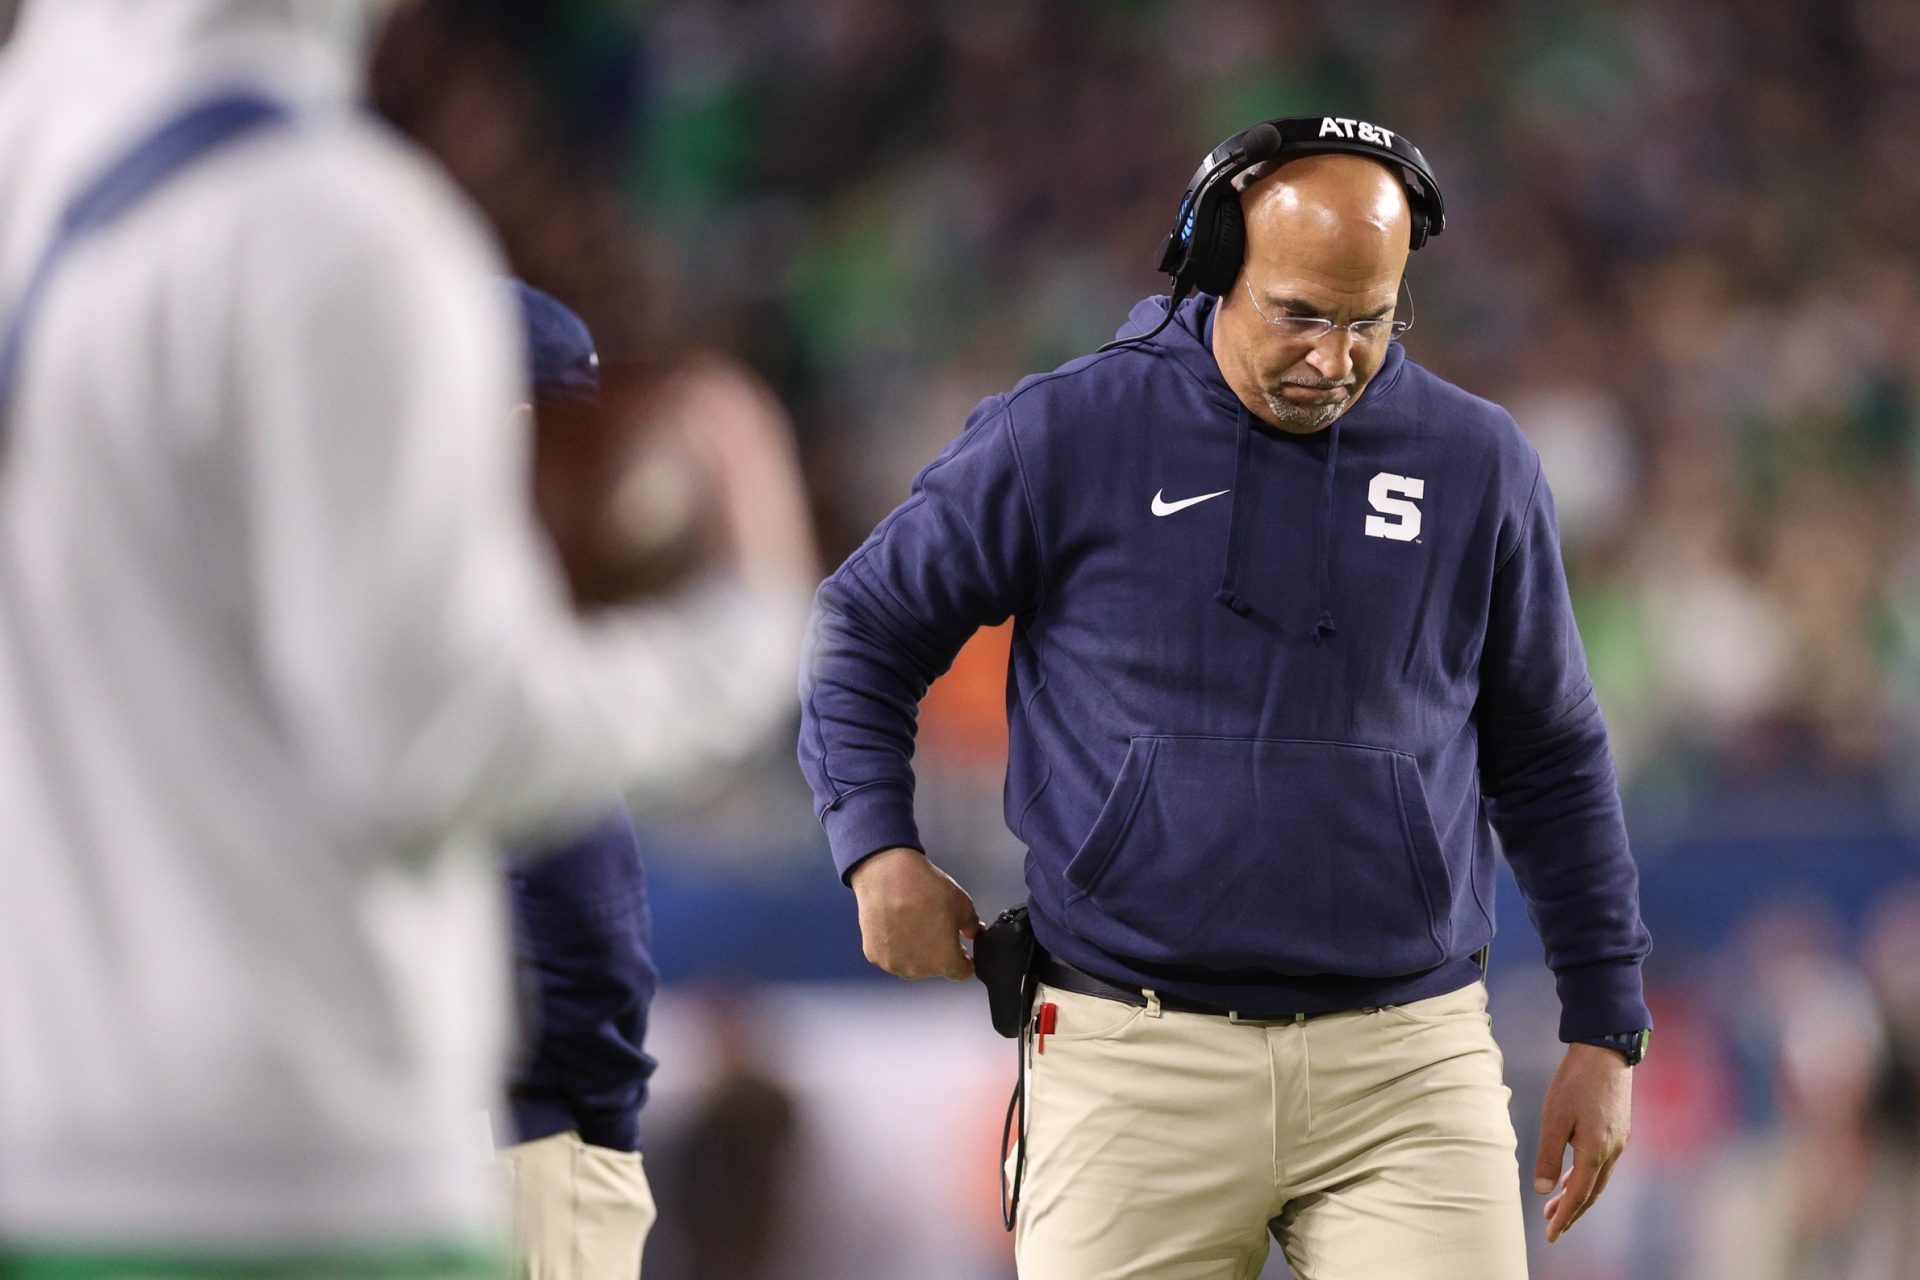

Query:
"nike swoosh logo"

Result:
[[1151, 488, 1230, 517]]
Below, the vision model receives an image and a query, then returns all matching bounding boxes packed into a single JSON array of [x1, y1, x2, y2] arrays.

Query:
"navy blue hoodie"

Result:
[[507, 811, 658, 1151], [799, 294, 1651, 1040]]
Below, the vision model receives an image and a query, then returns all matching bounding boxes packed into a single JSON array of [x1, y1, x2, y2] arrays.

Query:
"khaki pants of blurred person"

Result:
[[504, 1132, 656, 1280], [1013, 980, 1529, 1280]]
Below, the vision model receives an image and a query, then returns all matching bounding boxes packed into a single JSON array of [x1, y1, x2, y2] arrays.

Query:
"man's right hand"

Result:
[[849, 847, 983, 981]]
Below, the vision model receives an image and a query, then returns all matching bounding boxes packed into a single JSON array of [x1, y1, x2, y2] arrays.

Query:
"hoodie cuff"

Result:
[[1554, 959, 1652, 1042], [822, 783, 923, 882]]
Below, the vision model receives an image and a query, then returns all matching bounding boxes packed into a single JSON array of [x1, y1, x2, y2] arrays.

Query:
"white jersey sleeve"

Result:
[[234, 134, 803, 851]]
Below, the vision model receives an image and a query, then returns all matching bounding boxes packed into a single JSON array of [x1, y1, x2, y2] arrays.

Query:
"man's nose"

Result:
[[1306, 329, 1356, 382]]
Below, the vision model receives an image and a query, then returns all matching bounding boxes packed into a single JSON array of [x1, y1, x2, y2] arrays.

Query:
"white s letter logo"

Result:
[[1365, 473, 1424, 541]]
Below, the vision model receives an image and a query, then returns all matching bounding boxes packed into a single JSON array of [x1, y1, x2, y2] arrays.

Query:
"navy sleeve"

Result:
[[798, 397, 1043, 880], [506, 809, 658, 1152], [1477, 460, 1653, 1043]]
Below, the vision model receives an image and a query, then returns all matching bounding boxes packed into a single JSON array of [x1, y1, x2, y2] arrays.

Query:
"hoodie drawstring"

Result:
[[1312, 414, 1342, 641], [1211, 403, 1342, 642], [1212, 404, 1255, 617]]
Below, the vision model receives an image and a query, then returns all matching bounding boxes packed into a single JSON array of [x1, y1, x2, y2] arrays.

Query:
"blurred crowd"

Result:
[[0, 1, 1875, 1278], [2, 0, 1915, 1274]]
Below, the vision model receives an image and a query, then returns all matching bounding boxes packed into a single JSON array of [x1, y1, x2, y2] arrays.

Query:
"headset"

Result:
[[1104, 115, 1446, 351]]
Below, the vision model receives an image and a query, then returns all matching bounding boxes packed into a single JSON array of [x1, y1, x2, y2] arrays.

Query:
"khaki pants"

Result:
[[1013, 980, 1528, 1280], [503, 1132, 656, 1280]]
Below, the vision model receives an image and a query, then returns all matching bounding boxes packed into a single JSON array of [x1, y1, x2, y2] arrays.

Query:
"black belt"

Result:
[[1036, 956, 1346, 1025]]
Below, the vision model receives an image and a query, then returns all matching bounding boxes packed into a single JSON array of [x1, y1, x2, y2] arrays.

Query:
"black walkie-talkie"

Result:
[[973, 904, 1037, 1037]]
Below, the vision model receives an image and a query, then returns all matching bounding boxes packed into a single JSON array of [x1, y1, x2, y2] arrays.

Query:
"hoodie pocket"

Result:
[[1062, 736, 1451, 977]]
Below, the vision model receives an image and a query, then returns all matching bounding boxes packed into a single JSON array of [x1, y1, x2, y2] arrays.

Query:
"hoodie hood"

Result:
[[1115, 291, 1406, 639], [1114, 292, 1242, 414]]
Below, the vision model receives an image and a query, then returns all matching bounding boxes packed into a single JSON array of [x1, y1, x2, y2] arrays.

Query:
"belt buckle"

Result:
[[1227, 1010, 1308, 1026]]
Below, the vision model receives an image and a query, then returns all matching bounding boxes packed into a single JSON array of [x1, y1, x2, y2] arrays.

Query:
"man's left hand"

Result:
[[1532, 1042, 1633, 1243]]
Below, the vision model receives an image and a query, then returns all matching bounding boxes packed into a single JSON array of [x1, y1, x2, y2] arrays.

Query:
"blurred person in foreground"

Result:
[[0, 2, 810, 1276], [644, 994, 800, 1280], [800, 119, 1651, 1277]]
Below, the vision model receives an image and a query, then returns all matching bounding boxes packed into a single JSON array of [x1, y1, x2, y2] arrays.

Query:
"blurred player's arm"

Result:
[[239, 152, 810, 849], [797, 396, 1040, 978]]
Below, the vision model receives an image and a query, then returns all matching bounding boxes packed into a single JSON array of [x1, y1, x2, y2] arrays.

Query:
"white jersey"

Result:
[[0, 0, 805, 1253]]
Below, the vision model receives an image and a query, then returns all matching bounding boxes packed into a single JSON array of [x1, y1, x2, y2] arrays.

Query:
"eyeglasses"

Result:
[[1243, 275, 1413, 344]]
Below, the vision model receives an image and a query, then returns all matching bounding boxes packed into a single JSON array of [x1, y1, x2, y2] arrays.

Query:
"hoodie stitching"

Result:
[[1001, 347, 1141, 407], [832, 391, 1014, 590], [1149, 342, 1243, 412], [1491, 457, 1544, 578], [1467, 773, 1495, 935], [817, 778, 915, 823], [1479, 678, 1598, 735], [1136, 733, 1419, 757], [803, 564, 933, 809], [1137, 295, 1241, 411], [998, 400, 1050, 619], [1010, 642, 1054, 837], [1062, 736, 1160, 905], [1389, 761, 1448, 956], [800, 610, 845, 807]]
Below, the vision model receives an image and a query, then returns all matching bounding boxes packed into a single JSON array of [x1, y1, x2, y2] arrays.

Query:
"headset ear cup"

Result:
[[1408, 208, 1429, 252], [1191, 198, 1245, 297]]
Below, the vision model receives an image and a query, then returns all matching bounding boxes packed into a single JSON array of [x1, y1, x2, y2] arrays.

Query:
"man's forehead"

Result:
[[1243, 154, 1411, 237], [1246, 240, 1404, 295]]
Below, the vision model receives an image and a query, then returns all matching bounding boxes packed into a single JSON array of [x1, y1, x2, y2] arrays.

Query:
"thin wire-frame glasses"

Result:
[[1243, 276, 1414, 344]]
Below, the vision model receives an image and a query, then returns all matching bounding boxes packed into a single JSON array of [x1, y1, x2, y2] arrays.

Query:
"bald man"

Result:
[[800, 124, 1649, 1278]]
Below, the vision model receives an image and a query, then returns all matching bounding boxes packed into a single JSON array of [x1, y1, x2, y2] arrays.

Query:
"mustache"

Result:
[[1278, 377, 1355, 391]]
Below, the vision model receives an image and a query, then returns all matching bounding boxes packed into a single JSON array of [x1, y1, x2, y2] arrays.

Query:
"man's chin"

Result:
[[1263, 394, 1346, 431]]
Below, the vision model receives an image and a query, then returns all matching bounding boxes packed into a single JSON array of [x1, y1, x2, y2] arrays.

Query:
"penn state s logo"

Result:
[[1365, 473, 1424, 541]]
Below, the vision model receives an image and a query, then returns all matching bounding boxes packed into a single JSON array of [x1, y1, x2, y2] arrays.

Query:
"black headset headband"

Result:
[[1155, 115, 1446, 299]]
